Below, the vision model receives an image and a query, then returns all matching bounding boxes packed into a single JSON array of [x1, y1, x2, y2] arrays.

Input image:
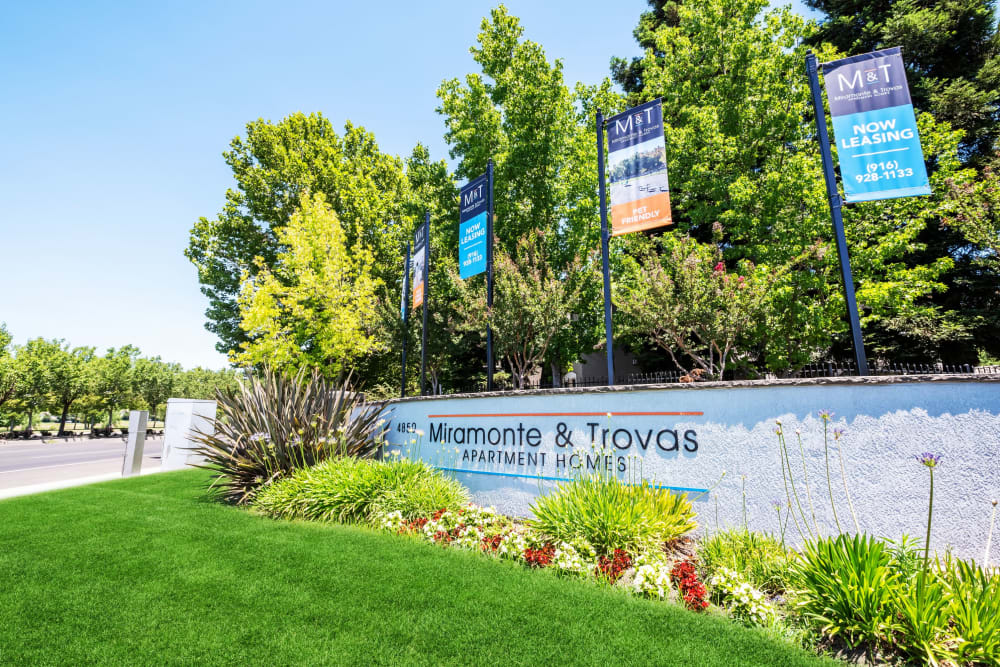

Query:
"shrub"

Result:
[[193, 367, 384, 504], [698, 529, 796, 593], [253, 457, 468, 524], [710, 567, 776, 627], [939, 556, 1000, 665], [793, 534, 901, 650], [529, 474, 696, 556]]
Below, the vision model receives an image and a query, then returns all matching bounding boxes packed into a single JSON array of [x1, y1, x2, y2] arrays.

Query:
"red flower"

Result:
[[595, 549, 633, 583], [671, 559, 709, 611], [481, 534, 503, 552], [524, 543, 556, 568], [713, 261, 726, 273]]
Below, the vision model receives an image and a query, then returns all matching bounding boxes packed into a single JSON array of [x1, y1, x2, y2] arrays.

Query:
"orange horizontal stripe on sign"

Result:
[[611, 191, 672, 236], [427, 411, 704, 418]]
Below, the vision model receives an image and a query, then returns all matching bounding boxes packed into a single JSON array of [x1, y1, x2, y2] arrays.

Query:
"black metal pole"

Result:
[[486, 158, 495, 391], [806, 50, 869, 375], [596, 109, 615, 385], [401, 241, 410, 398], [420, 211, 430, 394]]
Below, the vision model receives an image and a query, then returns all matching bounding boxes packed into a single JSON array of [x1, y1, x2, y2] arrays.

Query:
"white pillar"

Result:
[[121, 410, 148, 477], [162, 399, 216, 471]]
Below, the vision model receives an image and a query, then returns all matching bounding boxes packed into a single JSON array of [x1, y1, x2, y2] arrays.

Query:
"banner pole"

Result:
[[420, 212, 430, 394], [806, 50, 869, 375], [596, 109, 615, 386], [486, 158, 495, 392], [401, 241, 410, 398]]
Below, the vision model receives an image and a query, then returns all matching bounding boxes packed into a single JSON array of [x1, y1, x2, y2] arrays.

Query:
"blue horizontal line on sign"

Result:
[[433, 465, 709, 494]]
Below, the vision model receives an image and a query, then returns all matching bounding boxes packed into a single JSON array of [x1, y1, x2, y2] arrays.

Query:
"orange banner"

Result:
[[611, 191, 672, 236]]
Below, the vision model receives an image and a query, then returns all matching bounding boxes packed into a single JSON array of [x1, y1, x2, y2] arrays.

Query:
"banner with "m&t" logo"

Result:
[[822, 47, 931, 202]]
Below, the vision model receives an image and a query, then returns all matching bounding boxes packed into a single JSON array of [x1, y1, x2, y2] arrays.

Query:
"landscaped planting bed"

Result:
[[0, 470, 835, 666]]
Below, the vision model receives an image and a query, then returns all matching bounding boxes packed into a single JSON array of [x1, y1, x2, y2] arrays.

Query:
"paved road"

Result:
[[0, 437, 164, 491]]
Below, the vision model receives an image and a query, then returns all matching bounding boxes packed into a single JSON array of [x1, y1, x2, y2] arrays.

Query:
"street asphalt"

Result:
[[0, 437, 164, 492]]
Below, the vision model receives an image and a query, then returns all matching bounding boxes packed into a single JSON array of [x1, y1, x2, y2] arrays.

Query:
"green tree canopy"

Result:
[[805, 0, 999, 164], [232, 192, 382, 376]]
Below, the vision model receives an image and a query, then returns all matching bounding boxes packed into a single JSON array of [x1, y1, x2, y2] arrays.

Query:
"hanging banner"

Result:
[[459, 173, 489, 279], [411, 224, 426, 309], [821, 47, 931, 202], [606, 99, 672, 236]]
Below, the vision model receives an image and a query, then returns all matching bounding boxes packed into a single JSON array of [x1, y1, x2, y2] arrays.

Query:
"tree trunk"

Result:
[[108, 409, 114, 432], [27, 410, 33, 431], [58, 402, 70, 435]]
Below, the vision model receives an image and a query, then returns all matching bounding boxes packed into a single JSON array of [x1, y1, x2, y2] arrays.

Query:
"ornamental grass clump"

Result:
[[193, 366, 384, 504], [253, 457, 468, 523], [698, 528, 796, 594], [793, 534, 902, 651], [528, 473, 696, 556]]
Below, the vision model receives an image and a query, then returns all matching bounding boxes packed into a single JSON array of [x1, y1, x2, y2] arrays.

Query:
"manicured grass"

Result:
[[0, 470, 835, 666]]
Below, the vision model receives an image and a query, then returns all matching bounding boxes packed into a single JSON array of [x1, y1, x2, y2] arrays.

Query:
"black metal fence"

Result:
[[426, 363, 1000, 396]]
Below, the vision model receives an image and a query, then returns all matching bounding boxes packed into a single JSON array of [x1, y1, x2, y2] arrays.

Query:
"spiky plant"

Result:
[[192, 366, 385, 504]]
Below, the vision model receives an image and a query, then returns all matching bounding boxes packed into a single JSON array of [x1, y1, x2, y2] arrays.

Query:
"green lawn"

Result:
[[0, 470, 836, 666]]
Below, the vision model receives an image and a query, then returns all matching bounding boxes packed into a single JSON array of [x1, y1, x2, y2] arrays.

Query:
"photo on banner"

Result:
[[411, 225, 426, 309], [606, 99, 672, 235], [459, 173, 489, 279], [821, 47, 931, 202]]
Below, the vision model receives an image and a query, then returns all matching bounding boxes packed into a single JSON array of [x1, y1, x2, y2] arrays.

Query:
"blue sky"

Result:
[[0, 1, 819, 369]]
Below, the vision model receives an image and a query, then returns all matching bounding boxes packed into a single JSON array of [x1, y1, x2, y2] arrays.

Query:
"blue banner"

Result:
[[459, 173, 489, 279], [821, 47, 930, 202]]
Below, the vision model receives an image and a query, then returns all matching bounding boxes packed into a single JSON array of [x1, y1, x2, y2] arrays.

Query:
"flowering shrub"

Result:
[[671, 560, 709, 611], [710, 567, 775, 626], [497, 531, 528, 560], [596, 549, 633, 583], [633, 561, 674, 599], [481, 534, 503, 553], [523, 543, 556, 568], [551, 542, 592, 575], [376, 510, 405, 533]]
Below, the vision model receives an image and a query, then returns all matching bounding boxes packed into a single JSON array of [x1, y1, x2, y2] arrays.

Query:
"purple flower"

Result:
[[915, 452, 942, 468], [818, 410, 834, 422], [833, 427, 845, 440], [772, 499, 782, 511]]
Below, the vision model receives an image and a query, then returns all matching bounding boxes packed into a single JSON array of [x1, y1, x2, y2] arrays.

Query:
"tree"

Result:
[[805, 0, 999, 164], [0, 324, 20, 413], [453, 232, 589, 388], [15, 338, 58, 431], [610, 0, 684, 95], [617, 236, 775, 378], [437, 7, 618, 379], [232, 192, 381, 375], [187, 113, 410, 358], [612, 0, 975, 369], [175, 367, 239, 401], [94, 346, 139, 429], [133, 357, 178, 423], [46, 343, 95, 435]]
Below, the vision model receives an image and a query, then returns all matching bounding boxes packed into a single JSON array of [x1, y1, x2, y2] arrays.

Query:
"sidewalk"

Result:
[[0, 465, 166, 500]]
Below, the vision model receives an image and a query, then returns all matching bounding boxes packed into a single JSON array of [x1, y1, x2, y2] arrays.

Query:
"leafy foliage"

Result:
[[452, 232, 592, 387], [792, 534, 902, 650], [529, 474, 696, 556], [698, 529, 796, 594], [939, 556, 1000, 664], [193, 367, 383, 504], [232, 192, 381, 375], [253, 456, 468, 524], [617, 235, 779, 378]]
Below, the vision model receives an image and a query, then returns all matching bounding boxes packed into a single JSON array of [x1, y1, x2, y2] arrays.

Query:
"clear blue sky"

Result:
[[0, 1, 819, 370]]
